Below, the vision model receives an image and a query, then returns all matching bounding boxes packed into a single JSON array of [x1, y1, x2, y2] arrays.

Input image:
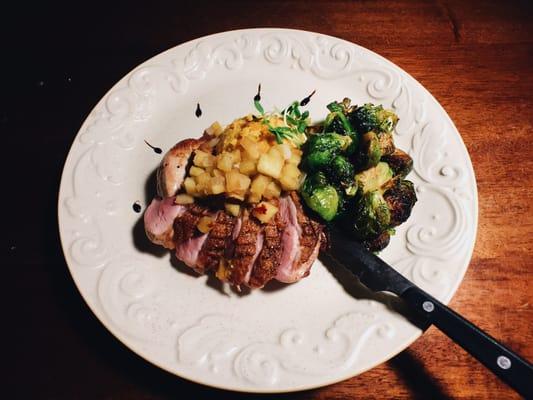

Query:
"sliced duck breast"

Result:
[[173, 204, 212, 272], [196, 211, 237, 273], [227, 212, 263, 287], [173, 204, 209, 244], [248, 199, 285, 288], [275, 195, 302, 283], [275, 193, 323, 283], [290, 192, 323, 266], [175, 234, 209, 270], [143, 197, 187, 249]]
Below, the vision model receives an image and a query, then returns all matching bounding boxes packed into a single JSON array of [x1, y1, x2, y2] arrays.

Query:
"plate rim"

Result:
[[57, 27, 479, 393]]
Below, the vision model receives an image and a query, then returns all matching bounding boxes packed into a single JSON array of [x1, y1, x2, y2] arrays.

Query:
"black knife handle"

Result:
[[401, 286, 533, 398]]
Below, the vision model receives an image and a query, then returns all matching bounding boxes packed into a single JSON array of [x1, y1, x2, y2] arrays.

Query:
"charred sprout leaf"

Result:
[[355, 162, 393, 193], [326, 155, 357, 195], [348, 191, 391, 240], [301, 173, 339, 221], [382, 148, 413, 177], [348, 103, 399, 135], [383, 179, 417, 226], [324, 100, 355, 134]]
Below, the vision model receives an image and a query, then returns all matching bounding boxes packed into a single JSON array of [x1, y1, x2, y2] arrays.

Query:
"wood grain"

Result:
[[4, 1, 532, 399]]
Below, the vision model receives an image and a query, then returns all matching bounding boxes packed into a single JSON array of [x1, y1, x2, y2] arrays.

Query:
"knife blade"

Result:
[[326, 228, 533, 398], [328, 228, 413, 295]]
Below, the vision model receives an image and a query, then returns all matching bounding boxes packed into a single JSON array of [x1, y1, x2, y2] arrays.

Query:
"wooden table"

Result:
[[5, 1, 532, 398]]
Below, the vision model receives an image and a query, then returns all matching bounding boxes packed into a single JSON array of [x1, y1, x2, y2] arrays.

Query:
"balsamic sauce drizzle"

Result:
[[132, 201, 142, 213], [300, 89, 316, 106], [144, 140, 162, 154], [254, 83, 262, 102], [195, 103, 202, 118]]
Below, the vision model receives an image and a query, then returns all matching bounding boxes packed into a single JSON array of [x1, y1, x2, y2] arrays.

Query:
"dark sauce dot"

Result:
[[132, 201, 142, 213], [300, 89, 316, 106], [195, 103, 202, 118], [144, 140, 162, 154], [253, 83, 261, 102]]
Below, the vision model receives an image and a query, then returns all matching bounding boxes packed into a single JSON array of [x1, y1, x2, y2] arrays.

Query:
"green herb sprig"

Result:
[[254, 99, 310, 146]]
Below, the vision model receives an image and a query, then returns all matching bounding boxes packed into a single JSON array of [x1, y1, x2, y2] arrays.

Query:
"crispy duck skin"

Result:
[[227, 212, 264, 287], [156, 136, 209, 198], [196, 211, 237, 273]]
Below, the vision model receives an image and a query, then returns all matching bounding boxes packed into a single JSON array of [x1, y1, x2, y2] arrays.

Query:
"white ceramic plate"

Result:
[[58, 28, 477, 393]]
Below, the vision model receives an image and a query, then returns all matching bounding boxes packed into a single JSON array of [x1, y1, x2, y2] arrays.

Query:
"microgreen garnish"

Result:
[[253, 95, 312, 147]]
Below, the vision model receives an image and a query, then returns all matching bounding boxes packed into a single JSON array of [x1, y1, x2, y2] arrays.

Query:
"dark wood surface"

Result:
[[4, 1, 532, 398]]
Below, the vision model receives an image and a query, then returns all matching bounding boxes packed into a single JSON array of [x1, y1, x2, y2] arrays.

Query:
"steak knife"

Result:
[[328, 228, 533, 398]]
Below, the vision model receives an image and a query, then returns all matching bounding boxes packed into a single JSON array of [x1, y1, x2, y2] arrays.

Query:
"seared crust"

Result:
[[157, 136, 209, 198], [248, 200, 285, 288], [196, 211, 236, 272], [228, 213, 263, 286], [173, 204, 209, 243], [146, 227, 175, 250], [289, 192, 323, 265]]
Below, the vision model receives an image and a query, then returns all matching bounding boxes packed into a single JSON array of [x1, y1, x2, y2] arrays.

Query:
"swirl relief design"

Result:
[[177, 301, 395, 386]]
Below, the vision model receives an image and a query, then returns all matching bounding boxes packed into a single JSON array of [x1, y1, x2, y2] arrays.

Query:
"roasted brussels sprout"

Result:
[[382, 148, 413, 177], [383, 179, 417, 226], [326, 155, 357, 195], [355, 162, 393, 193], [348, 103, 398, 135], [301, 172, 339, 221], [346, 191, 391, 240], [362, 231, 391, 252], [304, 133, 353, 171], [298, 99, 414, 253]]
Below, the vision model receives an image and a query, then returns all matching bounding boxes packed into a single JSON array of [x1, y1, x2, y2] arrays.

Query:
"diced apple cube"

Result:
[[224, 203, 241, 217], [250, 174, 271, 198], [210, 176, 226, 195], [252, 201, 279, 224], [175, 194, 195, 205], [257, 151, 283, 179], [205, 121, 223, 136], [193, 150, 216, 168], [217, 152, 235, 172], [287, 148, 302, 165], [263, 181, 281, 199], [183, 177, 197, 195], [189, 166, 204, 177], [239, 159, 257, 175], [240, 136, 260, 160], [225, 169, 251, 195]]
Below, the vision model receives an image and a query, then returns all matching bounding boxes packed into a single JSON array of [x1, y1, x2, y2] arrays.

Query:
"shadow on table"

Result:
[[389, 350, 452, 400]]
